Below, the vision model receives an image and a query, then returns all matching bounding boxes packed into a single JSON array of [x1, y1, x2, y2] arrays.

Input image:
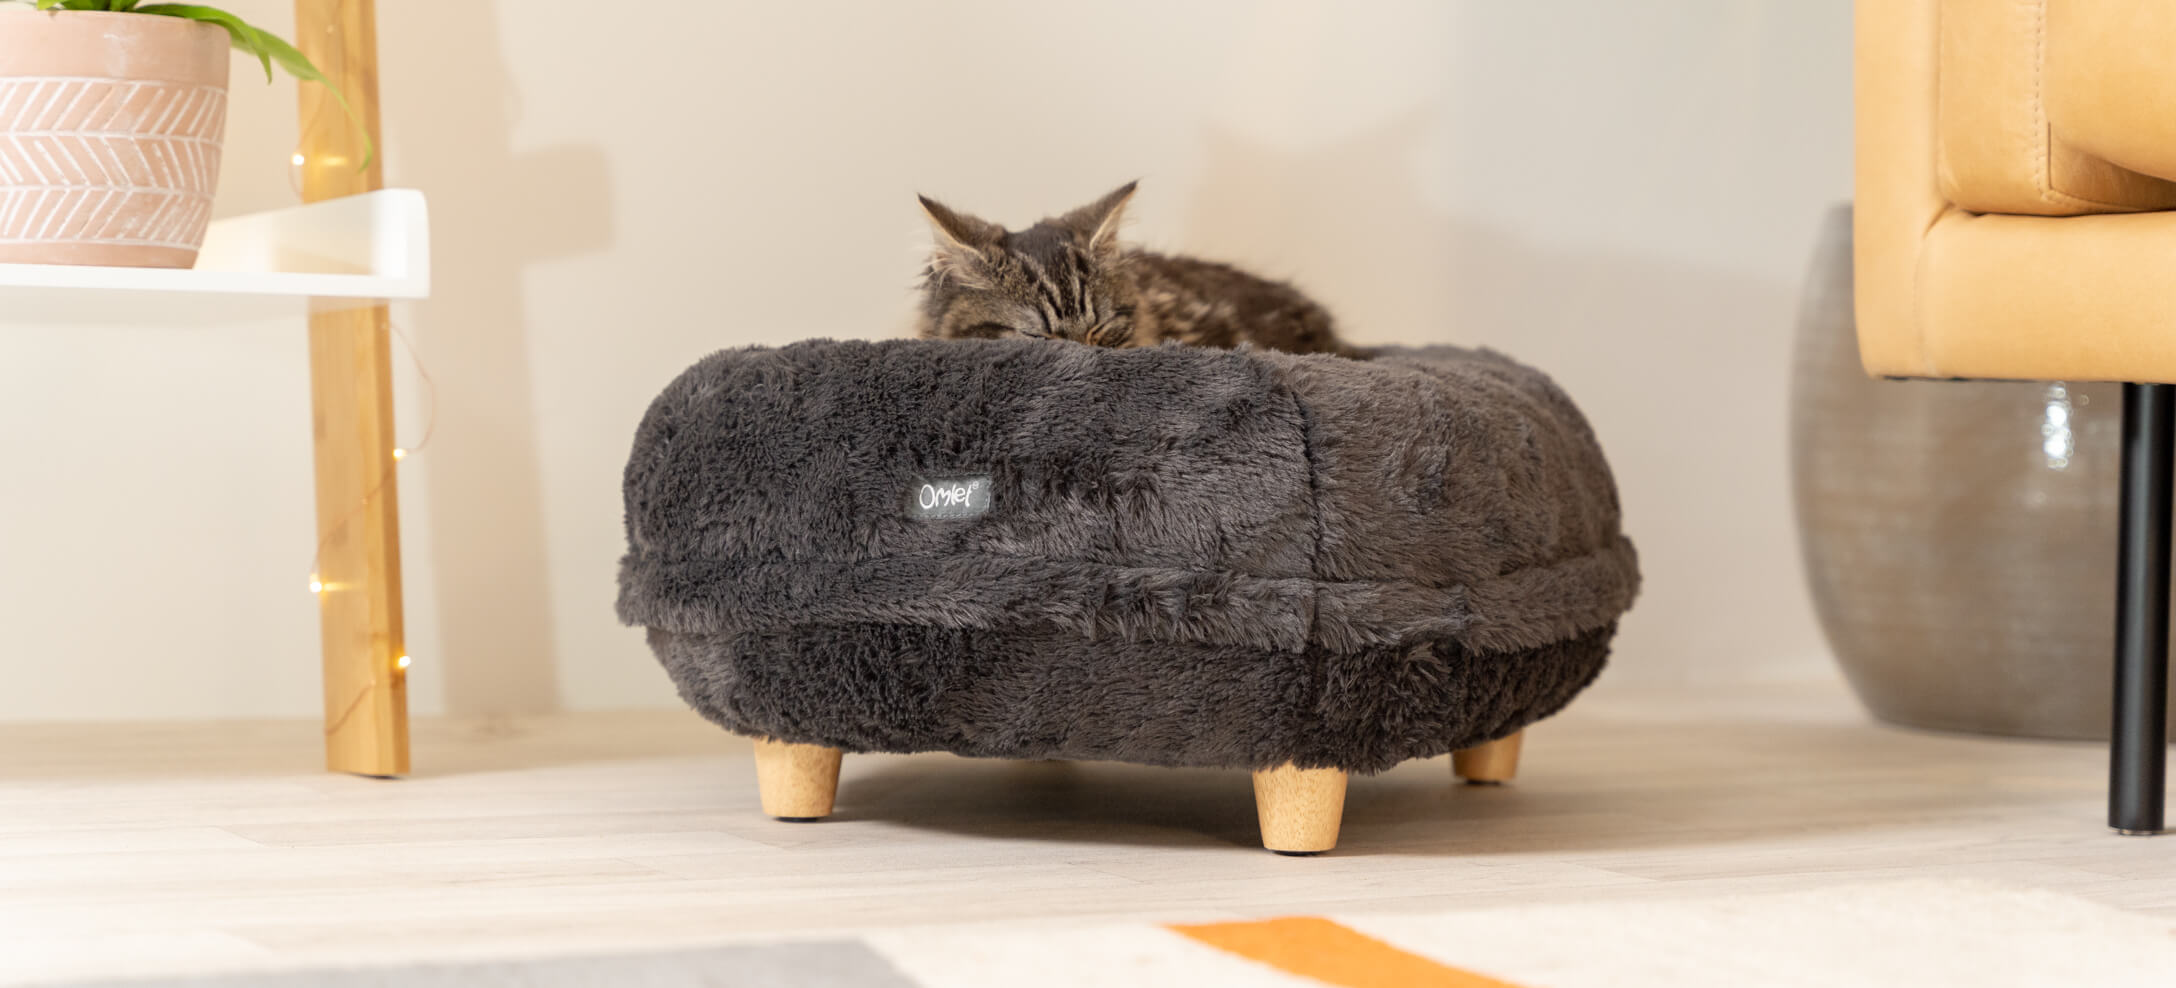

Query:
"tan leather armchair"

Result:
[[1856, 0, 2175, 834]]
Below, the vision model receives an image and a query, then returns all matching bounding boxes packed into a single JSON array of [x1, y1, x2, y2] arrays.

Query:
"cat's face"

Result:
[[916, 182, 1140, 347]]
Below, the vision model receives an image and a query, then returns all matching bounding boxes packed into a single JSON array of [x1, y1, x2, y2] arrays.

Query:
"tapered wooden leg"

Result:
[[1454, 730, 1523, 785], [1252, 764, 1347, 855], [752, 739, 842, 821]]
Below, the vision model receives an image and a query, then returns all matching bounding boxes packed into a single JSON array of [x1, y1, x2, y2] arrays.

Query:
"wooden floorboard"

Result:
[[1, 681, 2167, 983]]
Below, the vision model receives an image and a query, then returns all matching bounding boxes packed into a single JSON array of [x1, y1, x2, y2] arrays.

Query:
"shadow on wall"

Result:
[[1180, 112, 1806, 681], [387, 3, 614, 715], [1178, 110, 1457, 346], [1450, 217, 1804, 681]]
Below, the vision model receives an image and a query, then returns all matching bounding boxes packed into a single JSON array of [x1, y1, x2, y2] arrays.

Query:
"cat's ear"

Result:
[[1061, 180, 1137, 256], [919, 195, 1003, 251], [919, 195, 1001, 289]]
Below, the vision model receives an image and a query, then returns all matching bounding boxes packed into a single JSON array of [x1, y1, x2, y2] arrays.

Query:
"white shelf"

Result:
[[0, 189, 431, 326]]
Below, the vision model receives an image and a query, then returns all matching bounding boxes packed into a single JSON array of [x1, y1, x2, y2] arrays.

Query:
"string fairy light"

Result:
[[293, 45, 437, 598], [287, 104, 316, 197], [285, 21, 422, 684], [305, 314, 438, 596]]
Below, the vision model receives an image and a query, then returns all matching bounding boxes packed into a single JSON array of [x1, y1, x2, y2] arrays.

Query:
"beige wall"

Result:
[[0, 1, 1851, 722]]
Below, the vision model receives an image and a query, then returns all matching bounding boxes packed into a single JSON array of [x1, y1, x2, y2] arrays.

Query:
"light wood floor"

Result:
[[3, 681, 2169, 984]]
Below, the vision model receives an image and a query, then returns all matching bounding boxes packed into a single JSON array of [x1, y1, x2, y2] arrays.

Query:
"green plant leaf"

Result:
[[243, 25, 375, 173]]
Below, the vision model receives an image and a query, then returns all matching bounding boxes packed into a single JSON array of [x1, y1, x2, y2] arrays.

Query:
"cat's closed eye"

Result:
[[1086, 319, 1132, 347]]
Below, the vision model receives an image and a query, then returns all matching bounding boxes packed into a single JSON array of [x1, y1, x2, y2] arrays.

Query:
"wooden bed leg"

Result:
[[1454, 730, 1524, 785], [1252, 764, 1347, 855], [752, 739, 842, 821]]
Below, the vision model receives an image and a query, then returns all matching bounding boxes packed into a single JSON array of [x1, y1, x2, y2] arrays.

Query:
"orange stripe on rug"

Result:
[[1169, 916, 1524, 988]]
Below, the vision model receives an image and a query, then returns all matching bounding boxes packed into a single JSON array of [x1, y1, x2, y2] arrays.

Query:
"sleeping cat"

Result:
[[914, 181, 1347, 354]]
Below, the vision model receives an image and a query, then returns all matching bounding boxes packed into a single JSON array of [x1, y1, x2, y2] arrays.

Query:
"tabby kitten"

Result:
[[914, 181, 1346, 354]]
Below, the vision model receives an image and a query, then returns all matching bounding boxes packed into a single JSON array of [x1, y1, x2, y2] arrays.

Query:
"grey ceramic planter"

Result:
[[1791, 203, 2175, 741]]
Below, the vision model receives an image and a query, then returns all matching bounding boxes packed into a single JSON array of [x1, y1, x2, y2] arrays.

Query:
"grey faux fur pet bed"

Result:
[[618, 339, 1638, 774]]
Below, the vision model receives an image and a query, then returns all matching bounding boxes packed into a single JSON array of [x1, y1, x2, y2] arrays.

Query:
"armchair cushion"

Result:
[[2048, 0, 2176, 187], [1856, 0, 2176, 382], [1937, 0, 2176, 216]]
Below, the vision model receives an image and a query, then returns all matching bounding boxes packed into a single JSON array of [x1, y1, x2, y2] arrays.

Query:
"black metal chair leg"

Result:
[[2113, 383, 2172, 835]]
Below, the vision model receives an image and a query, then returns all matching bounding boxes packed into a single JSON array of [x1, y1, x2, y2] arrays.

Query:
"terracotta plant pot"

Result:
[[0, 9, 230, 269]]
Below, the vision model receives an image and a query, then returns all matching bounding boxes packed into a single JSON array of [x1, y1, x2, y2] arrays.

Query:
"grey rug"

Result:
[[58, 940, 913, 988]]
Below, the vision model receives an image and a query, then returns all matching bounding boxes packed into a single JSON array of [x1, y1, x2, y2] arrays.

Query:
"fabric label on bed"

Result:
[[908, 475, 992, 520]]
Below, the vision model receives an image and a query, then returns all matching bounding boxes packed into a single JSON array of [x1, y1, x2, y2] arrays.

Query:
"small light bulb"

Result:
[[309, 577, 324, 594], [291, 153, 306, 166], [391, 447, 407, 461], [395, 654, 412, 671]]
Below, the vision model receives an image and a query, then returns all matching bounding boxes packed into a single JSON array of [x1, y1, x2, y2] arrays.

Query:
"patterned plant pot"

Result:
[[0, 9, 229, 269]]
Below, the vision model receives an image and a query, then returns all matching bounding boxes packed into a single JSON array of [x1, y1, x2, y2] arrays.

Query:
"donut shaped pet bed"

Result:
[[617, 339, 1638, 853]]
